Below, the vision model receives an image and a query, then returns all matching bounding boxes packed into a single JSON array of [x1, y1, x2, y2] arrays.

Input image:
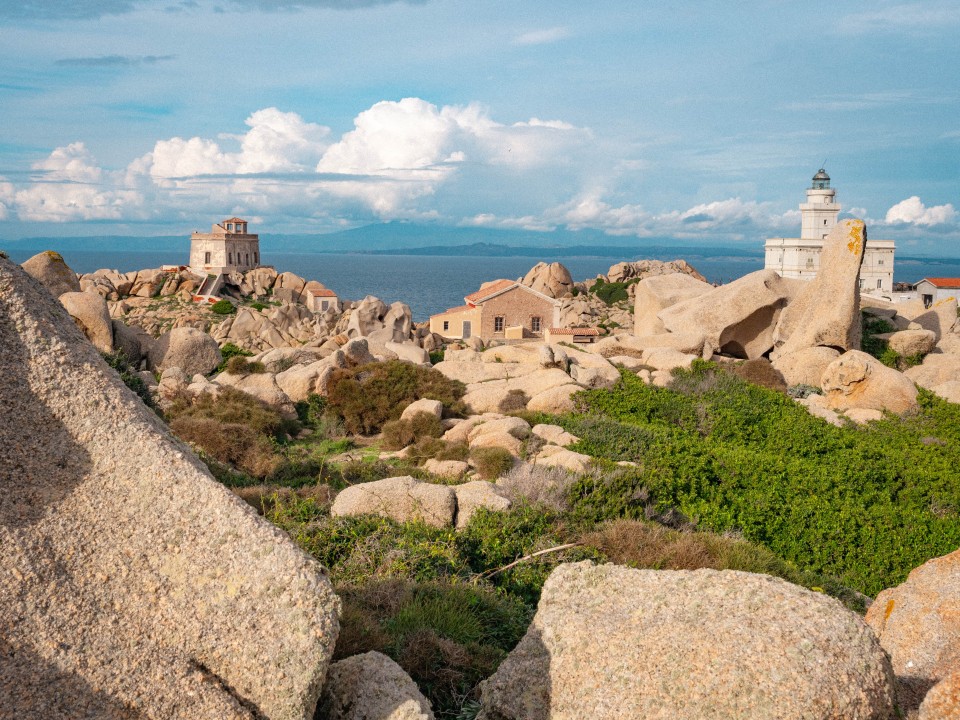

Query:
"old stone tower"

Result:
[[189, 217, 260, 274]]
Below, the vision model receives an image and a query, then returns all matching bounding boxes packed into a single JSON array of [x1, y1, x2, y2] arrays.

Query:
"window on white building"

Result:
[[204, 251, 211, 264], [443, 321, 449, 331], [877, 279, 882, 289]]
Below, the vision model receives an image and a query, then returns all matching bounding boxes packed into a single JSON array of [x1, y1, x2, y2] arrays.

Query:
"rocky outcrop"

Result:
[[0, 256, 340, 720], [318, 651, 434, 720], [347, 295, 390, 338], [919, 670, 960, 720], [772, 346, 841, 388], [453, 481, 511, 529], [521, 262, 574, 298], [867, 547, 960, 714], [874, 329, 937, 357], [772, 219, 866, 360], [331, 476, 457, 528], [59, 290, 115, 353], [479, 561, 895, 720], [606, 258, 707, 285], [658, 269, 799, 359], [149, 326, 223, 377], [21, 250, 81, 297], [821, 350, 919, 415], [401, 398, 444, 421], [633, 272, 713, 336]]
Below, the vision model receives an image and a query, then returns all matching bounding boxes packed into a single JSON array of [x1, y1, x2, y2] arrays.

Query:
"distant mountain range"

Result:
[[4, 221, 957, 266]]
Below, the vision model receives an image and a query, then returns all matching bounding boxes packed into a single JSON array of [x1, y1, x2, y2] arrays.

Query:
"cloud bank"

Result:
[[3, 97, 957, 244]]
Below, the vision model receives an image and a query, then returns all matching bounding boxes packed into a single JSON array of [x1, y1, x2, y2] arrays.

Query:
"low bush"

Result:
[[498, 389, 530, 413], [469, 446, 515, 480], [102, 350, 155, 409], [496, 463, 576, 512], [335, 580, 529, 717], [561, 366, 960, 596], [326, 360, 466, 434], [589, 278, 629, 306], [211, 299, 236, 315], [225, 355, 265, 375], [382, 412, 445, 450]]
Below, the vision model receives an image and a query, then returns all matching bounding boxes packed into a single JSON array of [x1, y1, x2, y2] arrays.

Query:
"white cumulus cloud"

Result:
[[885, 196, 957, 226]]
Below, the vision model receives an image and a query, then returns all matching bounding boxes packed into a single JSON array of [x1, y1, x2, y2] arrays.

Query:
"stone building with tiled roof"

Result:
[[429, 279, 561, 341], [189, 217, 261, 275]]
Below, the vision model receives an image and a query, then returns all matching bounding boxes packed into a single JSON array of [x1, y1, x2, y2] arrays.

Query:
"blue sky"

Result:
[[0, 0, 958, 253]]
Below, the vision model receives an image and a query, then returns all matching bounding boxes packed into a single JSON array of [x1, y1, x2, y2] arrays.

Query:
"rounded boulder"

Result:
[[480, 561, 896, 720], [149, 327, 222, 376]]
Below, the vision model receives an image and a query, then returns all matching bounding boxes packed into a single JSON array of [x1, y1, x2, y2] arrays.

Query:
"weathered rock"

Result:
[[932, 380, 960, 404], [906, 353, 960, 390], [386, 340, 430, 365], [843, 407, 884, 424], [527, 384, 581, 413], [606, 258, 707, 285], [21, 250, 81, 297], [59, 291, 114, 353], [772, 346, 841, 388], [423, 459, 469, 478], [874, 329, 937, 357], [821, 350, 918, 414], [867, 547, 960, 714], [331, 476, 456, 528], [470, 431, 524, 457], [534, 445, 592, 474], [347, 296, 389, 338], [149, 326, 222, 377], [318, 651, 434, 720], [341, 337, 376, 366], [796, 393, 844, 427], [111, 319, 146, 366], [901, 296, 959, 341], [642, 347, 697, 372], [215, 370, 298, 417], [531, 424, 579, 447], [659, 269, 799, 359], [275, 353, 346, 401], [382, 302, 414, 342], [521, 261, 574, 298], [480, 562, 896, 720], [434, 360, 538, 385], [919, 670, 960, 720], [453, 481, 512, 529], [401, 398, 444, 422], [633, 273, 713, 336], [468, 416, 531, 442], [0, 256, 340, 720], [772, 219, 867, 360]]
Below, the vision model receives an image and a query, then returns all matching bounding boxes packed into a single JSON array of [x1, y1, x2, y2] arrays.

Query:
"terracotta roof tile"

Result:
[[464, 279, 517, 304], [548, 327, 600, 336], [921, 278, 960, 289], [308, 289, 337, 297]]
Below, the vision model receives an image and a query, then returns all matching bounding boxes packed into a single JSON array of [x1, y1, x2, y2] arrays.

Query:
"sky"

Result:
[[0, 0, 958, 254]]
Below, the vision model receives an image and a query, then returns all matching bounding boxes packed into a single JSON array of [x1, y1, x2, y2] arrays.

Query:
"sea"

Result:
[[6, 247, 960, 322]]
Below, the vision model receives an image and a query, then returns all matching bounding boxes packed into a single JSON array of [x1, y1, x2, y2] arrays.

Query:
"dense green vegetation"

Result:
[[562, 362, 960, 596], [210, 298, 236, 315], [326, 360, 466, 434]]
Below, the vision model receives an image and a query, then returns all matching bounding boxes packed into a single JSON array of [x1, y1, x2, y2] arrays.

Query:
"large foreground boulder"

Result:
[[658, 269, 799, 359], [479, 561, 895, 720], [821, 350, 918, 415], [318, 651, 434, 720], [772, 219, 867, 360], [0, 257, 340, 720], [21, 250, 81, 297], [867, 547, 960, 714], [633, 272, 713, 336]]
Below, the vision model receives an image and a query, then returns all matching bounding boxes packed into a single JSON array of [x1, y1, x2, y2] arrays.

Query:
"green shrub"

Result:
[[429, 349, 445, 365], [498, 389, 530, 413], [224, 355, 265, 375], [295, 393, 327, 427], [326, 360, 466, 434], [102, 350, 155, 409], [589, 278, 629, 306], [211, 299, 236, 315], [469, 446, 515, 480], [561, 367, 960, 596], [382, 412, 444, 450], [250, 301, 268, 311]]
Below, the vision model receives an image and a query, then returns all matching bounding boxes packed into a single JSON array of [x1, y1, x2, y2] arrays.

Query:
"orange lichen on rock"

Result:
[[846, 220, 865, 255]]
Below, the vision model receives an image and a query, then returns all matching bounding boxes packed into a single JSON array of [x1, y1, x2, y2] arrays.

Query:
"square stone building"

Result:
[[189, 217, 261, 274], [430, 279, 561, 341]]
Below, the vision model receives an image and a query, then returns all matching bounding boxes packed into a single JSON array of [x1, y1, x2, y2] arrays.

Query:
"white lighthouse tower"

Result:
[[765, 169, 895, 295]]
